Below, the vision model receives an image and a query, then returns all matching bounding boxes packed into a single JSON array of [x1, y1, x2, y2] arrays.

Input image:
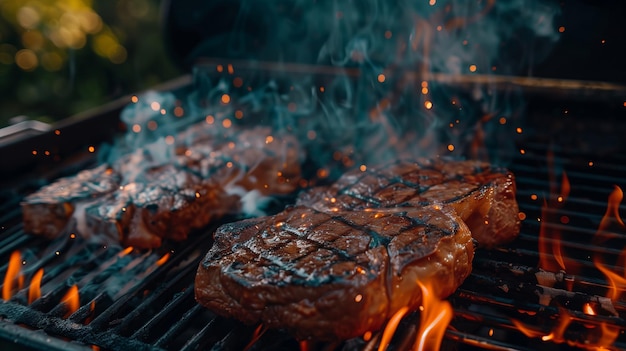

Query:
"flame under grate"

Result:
[[1, 115, 626, 350]]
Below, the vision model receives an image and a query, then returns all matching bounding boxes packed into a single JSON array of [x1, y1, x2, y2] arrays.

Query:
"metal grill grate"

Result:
[[1, 86, 626, 350], [0, 142, 625, 351]]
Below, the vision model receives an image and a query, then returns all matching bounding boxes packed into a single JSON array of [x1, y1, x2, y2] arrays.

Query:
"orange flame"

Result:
[[378, 306, 409, 351], [413, 281, 453, 351], [511, 319, 547, 339], [540, 308, 572, 343], [118, 246, 134, 257], [595, 263, 626, 302], [538, 198, 560, 272], [85, 300, 97, 325], [512, 307, 572, 344], [598, 186, 625, 235], [517, 186, 624, 349], [589, 186, 624, 351], [538, 171, 572, 274], [156, 253, 170, 266], [2, 251, 23, 301], [593, 186, 626, 301], [61, 285, 80, 318], [243, 324, 267, 351], [28, 268, 44, 304]]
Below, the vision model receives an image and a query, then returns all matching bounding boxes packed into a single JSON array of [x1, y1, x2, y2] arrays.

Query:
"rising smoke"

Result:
[[111, 0, 562, 180]]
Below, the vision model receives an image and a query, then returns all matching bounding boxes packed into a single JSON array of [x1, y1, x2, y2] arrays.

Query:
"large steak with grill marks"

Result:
[[195, 205, 473, 341]]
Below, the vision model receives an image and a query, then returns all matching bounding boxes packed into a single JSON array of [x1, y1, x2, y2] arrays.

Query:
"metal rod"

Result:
[[194, 58, 626, 96]]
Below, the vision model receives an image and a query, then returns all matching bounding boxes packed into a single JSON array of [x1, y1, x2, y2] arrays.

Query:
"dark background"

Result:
[[533, 0, 626, 83], [0, 0, 625, 129]]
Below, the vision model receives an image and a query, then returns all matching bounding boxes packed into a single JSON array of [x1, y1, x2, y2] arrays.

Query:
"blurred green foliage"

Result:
[[0, 0, 182, 128]]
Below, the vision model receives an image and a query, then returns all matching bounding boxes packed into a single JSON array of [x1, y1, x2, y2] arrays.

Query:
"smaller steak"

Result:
[[22, 125, 302, 248], [297, 158, 519, 247], [22, 164, 120, 238], [195, 205, 474, 340], [83, 165, 239, 248]]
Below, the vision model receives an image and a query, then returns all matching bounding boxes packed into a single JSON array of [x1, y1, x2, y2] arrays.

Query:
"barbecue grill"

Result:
[[2, 1, 626, 350]]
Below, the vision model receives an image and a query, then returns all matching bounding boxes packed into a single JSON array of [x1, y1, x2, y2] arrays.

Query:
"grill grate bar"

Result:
[[444, 329, 535, 351], [178, 311, 219, 351], [0, 206, 20, 226], [487, 241, 626, 281], [517, 229, 624, 257], [518, 199, 626, 226], [0, 229, 31, 259], [130, 283, 195, 342], [472, 254, 617, 293], [154, 303, 206, 348], [517, 191, 625, 216], [459, 272, 625, 322], [449, 308, 626, 351], [522, 141, 626, 164], [116, 261, 198, 338], [87, 235, 206, 331], [27, 245, 118, 312], [0, 302, 159, 351], [515, 180, 624, 210]]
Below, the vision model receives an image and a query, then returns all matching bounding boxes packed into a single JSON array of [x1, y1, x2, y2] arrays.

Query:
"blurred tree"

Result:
[[0, 0, 181, 127]]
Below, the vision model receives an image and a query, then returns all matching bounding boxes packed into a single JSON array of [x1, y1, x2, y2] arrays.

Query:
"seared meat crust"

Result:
[[195, 205, 474, 340]]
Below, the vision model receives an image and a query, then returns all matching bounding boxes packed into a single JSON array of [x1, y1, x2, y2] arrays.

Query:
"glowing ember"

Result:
[[583, 303, 596, 316], [61, 285, 80, 318], [28, 268, 44, 304], [414, 281, 453, 351], [2, 251, 23, 301], [299, 340, 309, 351]]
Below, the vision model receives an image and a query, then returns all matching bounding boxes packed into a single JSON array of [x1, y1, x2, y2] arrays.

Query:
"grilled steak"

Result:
[[195, 205, 474, 340], [22, 164, 121, 239], [22, 125, 302, 248], [297, 158, 519, 247], [83, 165, 238, 248], [195, 158, 519, 339]]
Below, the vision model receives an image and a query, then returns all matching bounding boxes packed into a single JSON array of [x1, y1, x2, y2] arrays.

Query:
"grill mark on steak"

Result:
[[330, 214, 391, 249]]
